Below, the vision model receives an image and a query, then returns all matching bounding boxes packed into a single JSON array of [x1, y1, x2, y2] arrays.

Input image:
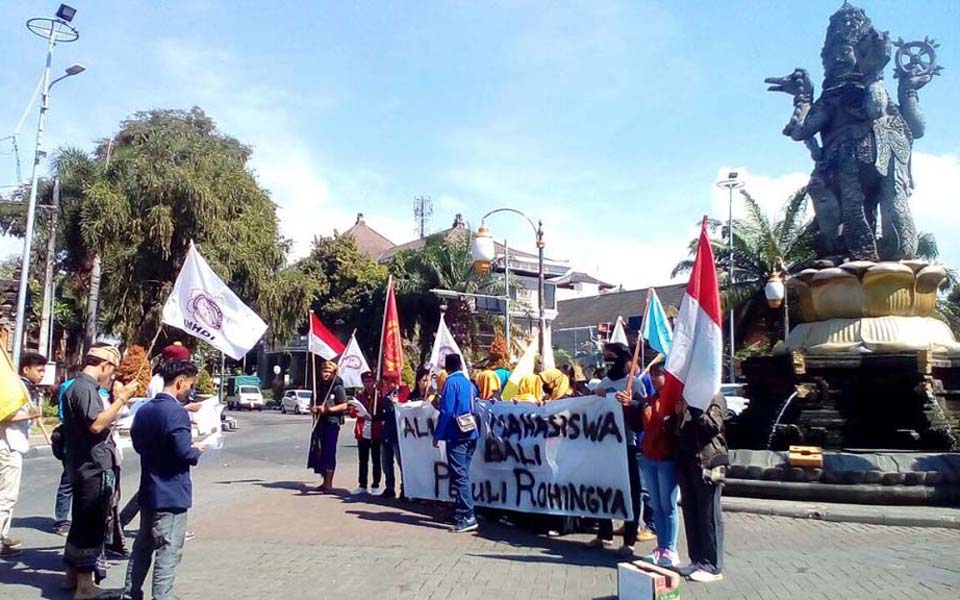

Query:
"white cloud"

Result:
[[911, 151, 960, 264], [710, 166, 809, 224]]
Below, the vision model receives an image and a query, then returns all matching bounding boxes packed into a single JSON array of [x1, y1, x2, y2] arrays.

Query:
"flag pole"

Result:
[[309, 309, 317, 427], [373, 276, 392, 417], [627, 288, 654, 396]]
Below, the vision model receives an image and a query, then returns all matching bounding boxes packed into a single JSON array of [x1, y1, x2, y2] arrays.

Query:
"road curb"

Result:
[[723, 497, 960, 529]]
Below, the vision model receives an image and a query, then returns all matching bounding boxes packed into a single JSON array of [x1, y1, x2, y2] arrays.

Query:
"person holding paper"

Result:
[[350, 372, 384, 496], [124, 359, 205, 600], [0, 352, 46, 558], [380, 373, 413, 500], [308, 361, 349, 492]]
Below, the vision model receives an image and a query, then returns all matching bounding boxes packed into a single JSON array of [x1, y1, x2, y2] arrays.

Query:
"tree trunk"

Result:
[[84, 253, 101, 351]]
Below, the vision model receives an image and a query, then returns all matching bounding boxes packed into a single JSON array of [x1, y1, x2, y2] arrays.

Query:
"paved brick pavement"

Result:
[[3, 411, 960, 599]]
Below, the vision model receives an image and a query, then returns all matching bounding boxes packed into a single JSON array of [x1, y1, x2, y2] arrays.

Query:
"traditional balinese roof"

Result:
[[552, 283, 686, 330], [341, 213, 397, 260]]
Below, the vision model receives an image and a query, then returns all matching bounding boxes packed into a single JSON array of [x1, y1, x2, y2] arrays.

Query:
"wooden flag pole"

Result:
[[626, 288, 654, 396], [309, 310, 318, 427]]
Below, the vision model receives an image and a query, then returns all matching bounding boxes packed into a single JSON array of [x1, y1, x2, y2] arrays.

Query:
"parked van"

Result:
[[226, 376, 264, 410]]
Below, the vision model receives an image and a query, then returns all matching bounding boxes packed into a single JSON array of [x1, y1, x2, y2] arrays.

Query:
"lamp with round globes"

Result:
[[765, 271, 785, 308], [471, 225, 496, 275]]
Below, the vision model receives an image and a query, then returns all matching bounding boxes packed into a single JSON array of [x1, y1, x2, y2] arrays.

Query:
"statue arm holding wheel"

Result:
[[894, 38, 944, 140]]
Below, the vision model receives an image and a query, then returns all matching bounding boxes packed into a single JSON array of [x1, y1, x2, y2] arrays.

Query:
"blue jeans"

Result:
[[636, 451, 656, 532], [123, 508, 188, 600], [445, 439, 477, 524], [641, 458, 679, 552], [55, 466, 72, 527], [381, 441, 400, 493]]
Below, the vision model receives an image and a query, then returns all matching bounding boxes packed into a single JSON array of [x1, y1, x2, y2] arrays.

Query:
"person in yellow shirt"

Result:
[[512, 374, 543, 403]]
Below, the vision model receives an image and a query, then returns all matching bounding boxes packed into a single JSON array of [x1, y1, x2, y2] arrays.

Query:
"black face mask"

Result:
[[605, 355, 629, 380]]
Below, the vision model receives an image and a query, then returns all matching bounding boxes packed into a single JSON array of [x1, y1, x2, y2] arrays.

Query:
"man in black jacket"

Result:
[[675, 393, 728, 583]]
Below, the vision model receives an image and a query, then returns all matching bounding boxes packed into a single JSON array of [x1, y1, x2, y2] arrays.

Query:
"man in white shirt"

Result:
[[0, 352, 47, 558]]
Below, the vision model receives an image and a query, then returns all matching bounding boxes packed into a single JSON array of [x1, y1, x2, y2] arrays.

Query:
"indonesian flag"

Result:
[[662, 217, 723, 411], [308, 312, 345, 360], [380, 276, 404, 382]]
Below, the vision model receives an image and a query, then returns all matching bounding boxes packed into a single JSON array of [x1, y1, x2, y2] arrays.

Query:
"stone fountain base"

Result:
[[725, 449, 960, 506], [786, 316, 960, 353]]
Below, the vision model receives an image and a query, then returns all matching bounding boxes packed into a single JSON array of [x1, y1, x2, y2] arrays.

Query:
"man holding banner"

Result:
[[432, 354, 478, 533]]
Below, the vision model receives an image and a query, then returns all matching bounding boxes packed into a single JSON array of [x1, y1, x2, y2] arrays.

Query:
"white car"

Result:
[[230, 385, 265, 411], [280, 389, 313, 415]]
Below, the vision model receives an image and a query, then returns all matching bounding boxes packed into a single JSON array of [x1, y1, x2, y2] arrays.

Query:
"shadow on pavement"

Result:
[[469, 524, 619, 568], [0, 545, 72, 600], [12, 515, 58, 533]]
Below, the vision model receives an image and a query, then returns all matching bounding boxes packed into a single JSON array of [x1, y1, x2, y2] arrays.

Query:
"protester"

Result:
[[380, 375, 409, 499], [539, 368, 571, 401], [61, 344, 138, 597], [307, 360, 348, 492], [588, 342, 644, 556], [512, 373, 543, 403], [121, 343, 202, 541], [675, 393, 728, 583], [433, 354, 478, 533], [124, 359, 205, 600], [475, 370, 501, 401], [493, 367, 510, 390], [53, 365, 81, 536], [638, 362, 680, 567], [351, 371, 384, 496], [0, 352, 46, 558]]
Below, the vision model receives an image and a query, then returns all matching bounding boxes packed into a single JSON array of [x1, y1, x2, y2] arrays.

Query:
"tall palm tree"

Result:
[[672, 188, 816, 349]]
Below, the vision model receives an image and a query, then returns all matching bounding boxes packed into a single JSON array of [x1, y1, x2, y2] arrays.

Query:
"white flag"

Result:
[[338, 333, 370, 389], [161, 243, 268, 360], [427, 314, 468, 378], [610, 316, 629, 347]]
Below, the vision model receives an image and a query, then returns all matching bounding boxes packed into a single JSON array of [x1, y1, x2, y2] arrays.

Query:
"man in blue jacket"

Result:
[[432, 354, 478, 533], [123, 360, 205, 600]]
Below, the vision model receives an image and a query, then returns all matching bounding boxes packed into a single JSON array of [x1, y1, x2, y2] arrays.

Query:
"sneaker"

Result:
[[184, 531, 197, 542], [0, 544, 22, 558], [640, 548, 661, 564], [637, 529, 656, 542], [1, 537, 22, 549], [616, 544, 635, 557], [380, 488, 396, 499], [657, 549, 680, 568], [677, 563, 700, 577], [452, 518, 478, 533], [351, 487, 368, 496], [54, 523, 71, 537], [586, 537, 612, 549], [688, 569, 723, 583], [369, 487, 381, 496]]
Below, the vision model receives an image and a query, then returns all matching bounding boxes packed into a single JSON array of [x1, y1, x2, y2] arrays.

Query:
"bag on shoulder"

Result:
[[455, 383, 477, 433], [51, 424, 65, 461]]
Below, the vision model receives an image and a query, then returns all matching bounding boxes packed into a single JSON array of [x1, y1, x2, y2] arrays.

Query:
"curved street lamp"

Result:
[[470, 208, 546, 367], [13, 6, 83, 367]]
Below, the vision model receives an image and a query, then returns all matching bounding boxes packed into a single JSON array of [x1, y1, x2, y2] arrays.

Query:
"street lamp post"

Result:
[[471, 208, 546, 367], [13, 5, 81, 367], [716, 171, 745, 384], [765, 257, 790, 343]]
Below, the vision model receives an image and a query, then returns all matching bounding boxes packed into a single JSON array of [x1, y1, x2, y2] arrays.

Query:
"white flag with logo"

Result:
[[426, 314, 468, 377], [161, 242, 268, 360], [338, 333, 371, 389]]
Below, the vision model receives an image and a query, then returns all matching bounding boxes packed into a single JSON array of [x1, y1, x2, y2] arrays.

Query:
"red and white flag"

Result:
[[662, 217, 723, 411], [309, 313, 345, 360]]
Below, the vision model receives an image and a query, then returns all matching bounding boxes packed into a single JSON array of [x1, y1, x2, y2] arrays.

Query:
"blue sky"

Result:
[[0, 0, 958, 288]]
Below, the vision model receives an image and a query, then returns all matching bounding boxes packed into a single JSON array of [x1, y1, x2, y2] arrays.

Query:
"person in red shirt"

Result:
[[350, 372, 384, 495], [637, 362, 680, 568]]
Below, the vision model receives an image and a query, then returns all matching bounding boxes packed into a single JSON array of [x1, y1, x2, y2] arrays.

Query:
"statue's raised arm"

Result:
[[894, 37, 943, 139]]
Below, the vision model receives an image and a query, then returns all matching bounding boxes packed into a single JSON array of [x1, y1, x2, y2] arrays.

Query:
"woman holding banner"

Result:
[[308, 361, 349, 492]]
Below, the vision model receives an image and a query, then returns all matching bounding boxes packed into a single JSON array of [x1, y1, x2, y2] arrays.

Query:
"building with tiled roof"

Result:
[[341, 213, 397, 261]]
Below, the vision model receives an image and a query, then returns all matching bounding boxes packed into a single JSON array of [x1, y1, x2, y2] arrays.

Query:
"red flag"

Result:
[[379, 277, 404, 382], [308, 312, 345, 360], [661, 216, 723, 410]]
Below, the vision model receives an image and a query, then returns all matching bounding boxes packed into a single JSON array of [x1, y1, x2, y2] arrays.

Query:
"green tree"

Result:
[[672, 188, 816, 349], [388, 233, 507, 364], [0, 108, 315, 356]]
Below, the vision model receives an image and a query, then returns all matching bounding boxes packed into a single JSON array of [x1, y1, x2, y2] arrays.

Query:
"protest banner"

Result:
[[395, 395, 633, 521]]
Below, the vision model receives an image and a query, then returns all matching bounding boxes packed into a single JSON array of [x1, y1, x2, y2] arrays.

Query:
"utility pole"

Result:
[[414, 196, 433, 239], [38, 177, 59, 356]]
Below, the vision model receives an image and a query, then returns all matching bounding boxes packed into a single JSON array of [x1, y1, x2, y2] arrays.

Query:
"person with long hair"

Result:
[[307, 361, 349, 492]]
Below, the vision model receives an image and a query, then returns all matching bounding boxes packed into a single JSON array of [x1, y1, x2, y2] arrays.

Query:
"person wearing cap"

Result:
[[307, 360, 349, 492], [350, 371, 384, 496], [146, 343, 191, 399], [61, 343, 139, 598]]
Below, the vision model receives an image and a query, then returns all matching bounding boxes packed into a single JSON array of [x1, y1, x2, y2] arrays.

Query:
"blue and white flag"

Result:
[[640, 289, 673, 356]]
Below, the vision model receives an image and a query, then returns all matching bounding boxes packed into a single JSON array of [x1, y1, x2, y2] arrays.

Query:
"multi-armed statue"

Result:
[[766, 1, 941, 263], [764, 2, 952, 353]]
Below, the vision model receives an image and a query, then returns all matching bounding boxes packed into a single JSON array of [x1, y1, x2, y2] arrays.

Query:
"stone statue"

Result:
[[766, 2, 941, 262]]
